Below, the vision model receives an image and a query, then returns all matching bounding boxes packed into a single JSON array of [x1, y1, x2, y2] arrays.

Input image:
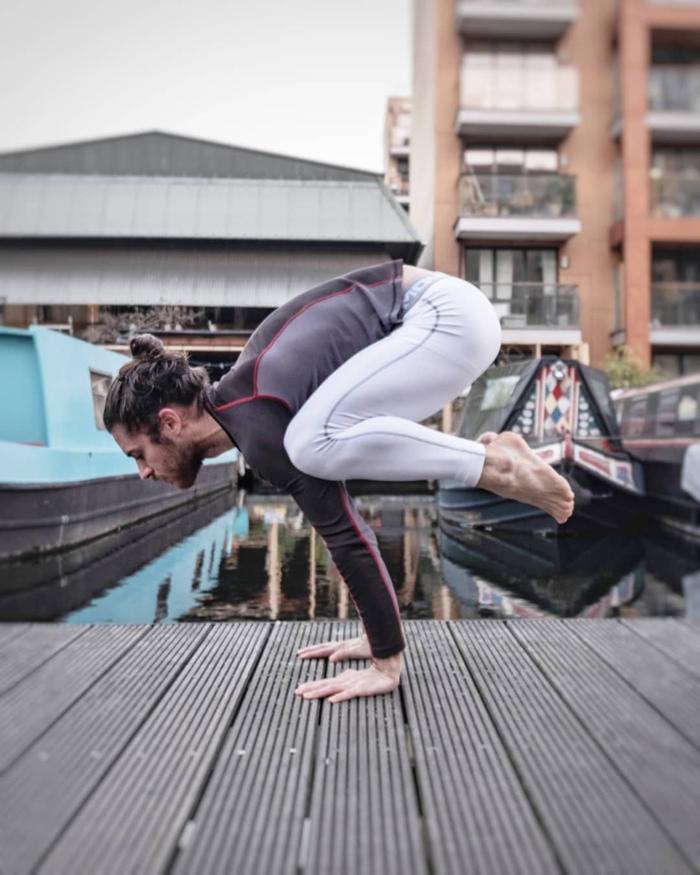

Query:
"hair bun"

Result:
[[130, 333, 165, 361]]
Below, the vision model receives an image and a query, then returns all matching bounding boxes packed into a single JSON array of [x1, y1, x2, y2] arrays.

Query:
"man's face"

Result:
[[112, 417, 204, 490]]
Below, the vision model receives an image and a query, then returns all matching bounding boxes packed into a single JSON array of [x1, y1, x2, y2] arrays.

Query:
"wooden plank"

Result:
[[304, 622, 426, 875], [0, 624, 147, 773], [622, 618, 700, 678], [568, 619, 700, 749], [0, 624, 32, 647], [401, 620, 558, 875], [170, 621, 328, 875], [0, 624, 89, 695], [509, 619, 700, 870], [450, 620, 693, 875], [36, 623, 268, 875], [0, 623, 209, 875]]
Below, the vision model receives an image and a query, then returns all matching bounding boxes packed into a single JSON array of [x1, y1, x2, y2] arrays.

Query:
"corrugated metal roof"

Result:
[[0, 246, 398, 308], [0, 174, 420, 249], [0, 131, 378, 181]]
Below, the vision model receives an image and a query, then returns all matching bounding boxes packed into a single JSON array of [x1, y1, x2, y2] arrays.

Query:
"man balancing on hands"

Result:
[[103, 260, 574, 704]]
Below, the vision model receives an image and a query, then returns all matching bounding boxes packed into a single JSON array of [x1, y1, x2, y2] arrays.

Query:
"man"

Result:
[[105, 260, 574, 703]]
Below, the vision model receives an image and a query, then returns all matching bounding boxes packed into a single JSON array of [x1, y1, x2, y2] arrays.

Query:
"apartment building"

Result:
[[412, 0, 700, 375], [384, 97, 412, 211]]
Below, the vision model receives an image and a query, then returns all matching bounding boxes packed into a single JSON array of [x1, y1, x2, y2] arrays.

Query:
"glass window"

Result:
[[621, 395, 649, 438], [652, 352, 682, 379], [481, 375, 521, 411], [656, 388, 681, 437], [677, 388, 699, 436], [90, 370, 112, 431], [652, 247, 700, 284]]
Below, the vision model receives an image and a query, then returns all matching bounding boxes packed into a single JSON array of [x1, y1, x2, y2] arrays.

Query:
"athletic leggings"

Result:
[[282, 272, 502, 486]]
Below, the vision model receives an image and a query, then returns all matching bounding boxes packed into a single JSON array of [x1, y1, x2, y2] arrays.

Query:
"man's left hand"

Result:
[[294, 654, 402, 703]]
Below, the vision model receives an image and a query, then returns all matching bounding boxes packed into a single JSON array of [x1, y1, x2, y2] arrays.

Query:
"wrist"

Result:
[[372, 652, 403, 680]]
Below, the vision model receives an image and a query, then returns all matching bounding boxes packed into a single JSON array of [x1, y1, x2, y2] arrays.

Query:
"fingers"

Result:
[[295, 670, 356, 699], [297, 642, 338, 659], [328, 686, 365, 704], [477, 431, 499, 446]]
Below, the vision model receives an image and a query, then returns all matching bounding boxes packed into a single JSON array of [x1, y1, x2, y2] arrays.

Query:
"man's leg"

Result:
[[285, 273, 574, 524]]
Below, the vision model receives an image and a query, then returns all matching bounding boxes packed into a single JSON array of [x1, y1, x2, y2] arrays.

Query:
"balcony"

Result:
[[647, 66, 700, 143], [455, 173, 581, 241], [651, 283, 700, 345], [480, 282, 580, 344], [456, 0, 579, 39], [456, 63, 579, 142]]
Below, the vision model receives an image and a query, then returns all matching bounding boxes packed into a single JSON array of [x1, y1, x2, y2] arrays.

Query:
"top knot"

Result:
[[130, 333, 165, 361]]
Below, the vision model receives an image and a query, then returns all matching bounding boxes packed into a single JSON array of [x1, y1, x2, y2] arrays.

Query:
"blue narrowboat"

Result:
[[0, 327, 239, 561]]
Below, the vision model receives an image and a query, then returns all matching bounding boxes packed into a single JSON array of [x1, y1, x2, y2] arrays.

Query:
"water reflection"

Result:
[[0, 493, 694, 623]]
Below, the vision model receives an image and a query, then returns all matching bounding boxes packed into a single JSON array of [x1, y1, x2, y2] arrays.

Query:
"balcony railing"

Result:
[[649, 66, 700, 112], [460, 64, 578, 113], [652, 283, 700, 325], [651, 169, 700, 217], [477, 282, 579, 328], [460, 173, 577, 218]]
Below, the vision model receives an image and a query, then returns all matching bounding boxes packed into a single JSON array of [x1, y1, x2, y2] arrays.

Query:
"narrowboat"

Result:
[[439, 357, 644, 534], [613, 373, 700, 540], [0, 326, 240, 561]]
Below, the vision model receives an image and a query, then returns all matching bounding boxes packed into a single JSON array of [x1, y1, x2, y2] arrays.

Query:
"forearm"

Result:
[[287, 475, 406, 659]]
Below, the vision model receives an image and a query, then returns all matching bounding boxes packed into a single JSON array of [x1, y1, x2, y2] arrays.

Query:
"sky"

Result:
[[0, 0, 412, 172]]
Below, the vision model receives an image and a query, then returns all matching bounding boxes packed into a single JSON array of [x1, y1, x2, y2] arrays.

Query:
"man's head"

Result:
[[104, 334, 210, 489]]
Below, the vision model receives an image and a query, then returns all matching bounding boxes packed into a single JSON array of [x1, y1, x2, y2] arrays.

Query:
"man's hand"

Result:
[[294, 653, 403, 704], [297, 634, 371, 663]]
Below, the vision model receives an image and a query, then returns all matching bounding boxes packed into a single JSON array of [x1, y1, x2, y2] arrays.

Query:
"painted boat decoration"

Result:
[[0, 326, 239, 561], [439, 357, 644, 534], [613, 372, 700, 541]]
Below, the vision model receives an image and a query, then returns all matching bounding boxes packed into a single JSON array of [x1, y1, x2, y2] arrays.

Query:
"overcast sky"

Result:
[[0, 0, 412, 172]]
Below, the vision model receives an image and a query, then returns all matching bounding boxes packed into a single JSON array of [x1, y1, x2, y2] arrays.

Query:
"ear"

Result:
[[158, 407, 183, 436]]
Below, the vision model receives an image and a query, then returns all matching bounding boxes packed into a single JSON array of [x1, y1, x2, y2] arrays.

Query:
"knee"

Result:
[[468, 289, 502, 372]]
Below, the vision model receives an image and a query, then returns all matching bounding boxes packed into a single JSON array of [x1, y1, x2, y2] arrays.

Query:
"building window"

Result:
[[463, 147, 559, 174], [90, 370, 112, 430], [650, 148, 700, 218], [464, 247, 558, 293]]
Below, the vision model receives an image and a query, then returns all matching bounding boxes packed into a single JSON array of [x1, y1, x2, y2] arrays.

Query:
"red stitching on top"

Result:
[[337, 482, 402, 628], [214, 393, 292, 413]]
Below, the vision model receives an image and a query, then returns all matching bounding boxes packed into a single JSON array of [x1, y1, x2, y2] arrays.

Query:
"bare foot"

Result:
[[477, 431, 499, 446], [476, 431, 575, 524]]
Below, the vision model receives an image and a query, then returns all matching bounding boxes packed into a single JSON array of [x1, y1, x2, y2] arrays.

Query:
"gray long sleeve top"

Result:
[[203, 259, 407, 658]]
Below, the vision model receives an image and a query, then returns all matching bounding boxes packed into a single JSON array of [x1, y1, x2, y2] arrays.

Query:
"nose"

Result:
[[137, 461, 154, 480]]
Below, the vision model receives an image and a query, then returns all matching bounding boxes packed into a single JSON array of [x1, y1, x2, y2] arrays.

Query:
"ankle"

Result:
[[477, 443, 514, 490]]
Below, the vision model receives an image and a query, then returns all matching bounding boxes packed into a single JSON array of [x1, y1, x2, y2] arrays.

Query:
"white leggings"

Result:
[[283, 273, 502, 486]]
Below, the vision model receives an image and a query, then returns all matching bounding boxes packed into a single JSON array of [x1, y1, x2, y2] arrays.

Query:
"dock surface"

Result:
[[0, 618, 699, 875]]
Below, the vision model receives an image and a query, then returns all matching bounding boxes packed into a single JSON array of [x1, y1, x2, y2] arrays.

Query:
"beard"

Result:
[[157, 435, 205, 490]]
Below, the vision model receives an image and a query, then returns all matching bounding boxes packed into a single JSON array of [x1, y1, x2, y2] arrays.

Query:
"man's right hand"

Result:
[[297, 634, 371, 663]]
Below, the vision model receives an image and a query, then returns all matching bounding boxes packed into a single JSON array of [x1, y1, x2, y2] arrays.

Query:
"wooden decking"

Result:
[[0, 618, 699, 875]]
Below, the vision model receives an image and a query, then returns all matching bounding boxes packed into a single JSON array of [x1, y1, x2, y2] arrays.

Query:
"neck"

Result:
[[198, 409, 235, 458]]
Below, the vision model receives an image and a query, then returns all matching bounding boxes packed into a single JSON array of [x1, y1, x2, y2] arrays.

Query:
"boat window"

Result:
[[621, 396, 649, 438], [480, 375, 521, 411], [655, 388, 681, 437], [90, 370, 112, 430], [677, 387, 700, 436]]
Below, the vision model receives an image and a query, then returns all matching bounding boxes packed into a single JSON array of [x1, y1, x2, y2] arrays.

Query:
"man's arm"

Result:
[[241, 398, 405, 660], [286, 471, 406, 660]]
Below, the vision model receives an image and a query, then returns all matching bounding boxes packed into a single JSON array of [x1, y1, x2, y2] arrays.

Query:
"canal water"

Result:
[[0, 490, 696, 624]]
